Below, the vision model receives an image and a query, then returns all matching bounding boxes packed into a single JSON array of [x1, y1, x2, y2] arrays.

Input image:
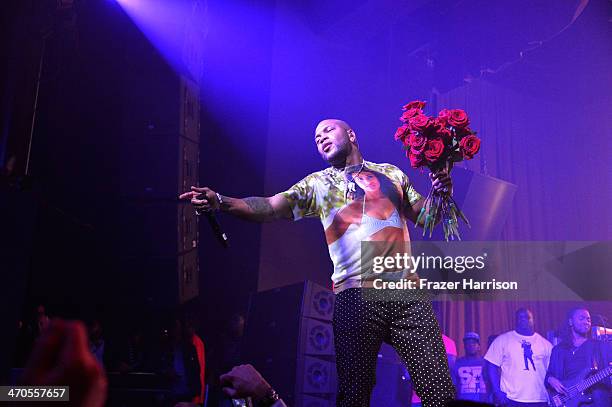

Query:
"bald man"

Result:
[[180, 119, 455, 406]]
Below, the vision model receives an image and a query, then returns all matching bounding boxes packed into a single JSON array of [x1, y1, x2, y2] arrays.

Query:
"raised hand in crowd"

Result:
[[220, 364, 285, 407], [21, 319, 107, 407]]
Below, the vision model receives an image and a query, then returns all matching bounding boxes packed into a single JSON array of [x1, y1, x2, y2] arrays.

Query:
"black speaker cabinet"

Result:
[[244, 281, 337, 405], [370, 344, 412, 407]]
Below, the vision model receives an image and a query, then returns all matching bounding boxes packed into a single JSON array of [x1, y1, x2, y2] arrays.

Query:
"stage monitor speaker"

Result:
[[297, 357, 336, 394], [422, 168, 517, 241], [458, 169, 516, 241], [249, 280, 334, 322], [304, 283, 335, 321], [370, 343, 412, 407], [245, 281, 335, 358], [252, 356, 337, 406], [300, 317, 334, 356], [244, 281, 336, 405]]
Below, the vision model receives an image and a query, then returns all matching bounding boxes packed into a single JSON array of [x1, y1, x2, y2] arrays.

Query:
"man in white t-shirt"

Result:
[[484, 308, 552, 407]]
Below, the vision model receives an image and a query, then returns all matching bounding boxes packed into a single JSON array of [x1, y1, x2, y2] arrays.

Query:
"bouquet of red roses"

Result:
[[394, 100, 481, 240]]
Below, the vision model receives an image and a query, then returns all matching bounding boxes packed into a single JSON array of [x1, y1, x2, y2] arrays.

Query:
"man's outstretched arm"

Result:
[[179, 186, 293, 223]]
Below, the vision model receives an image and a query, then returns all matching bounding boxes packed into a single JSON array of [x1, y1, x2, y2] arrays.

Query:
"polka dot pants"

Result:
[[333, 288, 455, 407]]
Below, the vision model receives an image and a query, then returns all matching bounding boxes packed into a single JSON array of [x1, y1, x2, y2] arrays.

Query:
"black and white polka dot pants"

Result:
[[332, 288, 455, 407]]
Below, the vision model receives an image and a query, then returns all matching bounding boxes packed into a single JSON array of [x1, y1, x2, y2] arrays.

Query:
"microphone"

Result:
[[203, 210, 229, 248], [193, 192, 229, 248]]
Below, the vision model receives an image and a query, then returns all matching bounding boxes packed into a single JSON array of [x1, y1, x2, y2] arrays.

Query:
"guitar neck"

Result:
[[575, 366, 612, 393]]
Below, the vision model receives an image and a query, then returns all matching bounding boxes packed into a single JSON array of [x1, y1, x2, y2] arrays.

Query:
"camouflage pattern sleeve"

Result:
[[396, 167, 423, 206], [280, 173, 321, 221]]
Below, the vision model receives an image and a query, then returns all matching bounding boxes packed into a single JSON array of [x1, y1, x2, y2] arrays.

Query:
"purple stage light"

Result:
[[114, 0, 207, 84]]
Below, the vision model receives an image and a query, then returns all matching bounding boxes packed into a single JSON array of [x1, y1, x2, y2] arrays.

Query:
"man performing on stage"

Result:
[[180, 119, 456, 406], [546, 307, 611, 407]]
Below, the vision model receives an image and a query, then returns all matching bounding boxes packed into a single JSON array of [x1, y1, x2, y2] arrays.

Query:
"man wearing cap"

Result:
[[452, 332, 490, 403]]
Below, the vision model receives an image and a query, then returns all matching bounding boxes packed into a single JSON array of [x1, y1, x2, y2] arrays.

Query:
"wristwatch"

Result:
[[258, 387, 280, 407], [195, 192, 223, 215]]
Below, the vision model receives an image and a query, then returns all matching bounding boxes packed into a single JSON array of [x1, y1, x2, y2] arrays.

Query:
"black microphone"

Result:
[[203, 210, 229, 248]]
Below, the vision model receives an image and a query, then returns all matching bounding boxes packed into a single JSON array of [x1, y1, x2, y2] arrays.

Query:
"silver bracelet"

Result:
[[215, 192, 224, 209]]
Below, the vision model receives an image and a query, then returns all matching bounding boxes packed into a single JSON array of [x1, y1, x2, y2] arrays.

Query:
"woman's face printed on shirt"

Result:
[[353, 171, 381, 193]]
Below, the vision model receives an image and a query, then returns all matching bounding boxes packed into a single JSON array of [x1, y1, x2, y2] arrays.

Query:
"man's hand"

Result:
[[219, 364, 273, 400], [429, 170, 453, 196], [547, 376, 568, 396], [179, 186, 292, 222], [21, 319, 107, 407], [406, 169, 454, 225], [179, 186, 220, 212]]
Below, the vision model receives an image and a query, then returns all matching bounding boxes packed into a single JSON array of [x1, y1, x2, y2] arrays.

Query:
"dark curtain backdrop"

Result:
[[437, 80, 612, 242], [436, 79, 612, 350]]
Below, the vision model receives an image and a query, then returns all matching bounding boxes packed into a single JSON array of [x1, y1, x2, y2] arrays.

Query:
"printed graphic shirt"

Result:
[[452, 356, 491, 402], [281, 161, 422, 293], [484, 330, 553, 403]]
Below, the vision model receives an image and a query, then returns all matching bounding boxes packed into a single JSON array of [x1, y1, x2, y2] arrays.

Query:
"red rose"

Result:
[[424, 137, 445, 163], [432, 117, 446, 130], [436, 126, 452, 141], [400, 108, 421, 123], [407, 150, 425, 168], [403, 100, 426, 111], [448, 109, 469, 128], [425, 117, 440, 132], [394, 125, 410, 142], [437, 109, 451, 126], [459, 135, 481, 159], [454, 127, 473, 138], [408, 132, 427, 151], [408, 114, 431, 132]]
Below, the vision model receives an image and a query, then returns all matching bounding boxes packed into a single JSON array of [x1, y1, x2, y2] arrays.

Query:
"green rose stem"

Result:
[[420, 165, 471, 241]]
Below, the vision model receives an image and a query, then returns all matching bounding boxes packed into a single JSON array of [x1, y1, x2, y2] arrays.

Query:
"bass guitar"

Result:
[[548, 365, 612, 407]]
